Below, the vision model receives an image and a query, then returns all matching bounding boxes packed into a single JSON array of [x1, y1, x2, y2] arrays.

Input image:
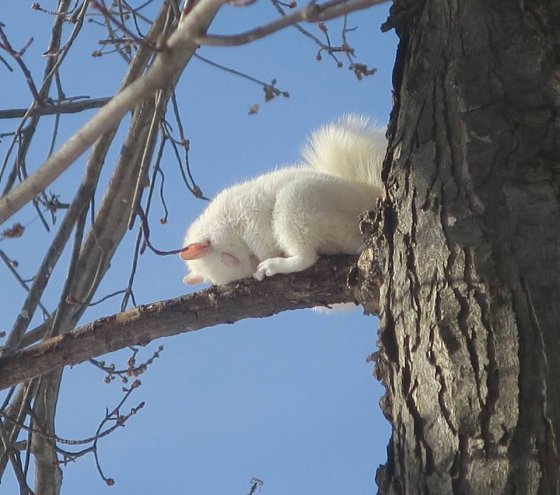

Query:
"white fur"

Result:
[[181, 115, 386, 285]]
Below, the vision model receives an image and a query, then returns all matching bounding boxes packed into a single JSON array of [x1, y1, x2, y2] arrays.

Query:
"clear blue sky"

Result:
[[1, 2, 397, 493]]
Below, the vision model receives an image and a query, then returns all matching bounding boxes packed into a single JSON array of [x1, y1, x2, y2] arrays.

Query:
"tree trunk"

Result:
[[364, 0, 560, 493]]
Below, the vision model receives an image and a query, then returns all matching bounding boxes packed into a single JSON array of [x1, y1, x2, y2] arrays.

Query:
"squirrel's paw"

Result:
[[253, 254, 318, 281], [253, 257, 285, 281], [253, 258, 278, 281]]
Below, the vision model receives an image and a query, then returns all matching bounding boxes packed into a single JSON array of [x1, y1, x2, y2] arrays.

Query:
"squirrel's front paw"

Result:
[[253, 258, 284, 281]]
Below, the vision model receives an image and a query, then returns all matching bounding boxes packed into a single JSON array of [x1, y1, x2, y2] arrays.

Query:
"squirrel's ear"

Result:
[[180, 240, 211, 260], [183, 274, 204, 285]]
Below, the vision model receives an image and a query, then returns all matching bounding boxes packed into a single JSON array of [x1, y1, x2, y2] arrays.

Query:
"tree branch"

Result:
[[0, 256, 376, 390], [0, 0, 224, 226], [196, 0, 387, 47], [0, 98, 112, 120]]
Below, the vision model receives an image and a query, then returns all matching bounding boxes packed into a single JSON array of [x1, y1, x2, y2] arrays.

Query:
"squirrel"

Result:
[[180, 115, 385, 286]]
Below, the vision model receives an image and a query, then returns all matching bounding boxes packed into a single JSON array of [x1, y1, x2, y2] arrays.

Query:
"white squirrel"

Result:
[[180, 115, 386, 286]]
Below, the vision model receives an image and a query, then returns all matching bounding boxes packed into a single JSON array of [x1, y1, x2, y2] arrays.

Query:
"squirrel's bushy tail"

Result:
[[302, 114, 385, 192]]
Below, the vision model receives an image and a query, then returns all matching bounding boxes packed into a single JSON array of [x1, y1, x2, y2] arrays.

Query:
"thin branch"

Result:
[[0, 52, 13, 71], [90, 345, 163, 380], [196, 0, 387, 46], [152, 129, 170, 223], [91, 384, 144, 486], [169, 91, 203, 193], [126, 89, 165, 230], [161, 120, 204, 198], [0, 25, 41, 102], [135, 204, 184, 256], [0, 249, 51, 319], [0, 98, 112, 120], [92, 0, 151, 56], [270, 0, 333, 56], [95, 0, 135, 63], [194, 53, 289, 100], [0, 398, 143, 447], [121, 137, 169, 311], [0, 255, 373, 390]]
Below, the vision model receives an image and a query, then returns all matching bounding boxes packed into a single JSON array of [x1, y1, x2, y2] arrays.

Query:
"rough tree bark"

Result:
[[357, 0, 560, 493]]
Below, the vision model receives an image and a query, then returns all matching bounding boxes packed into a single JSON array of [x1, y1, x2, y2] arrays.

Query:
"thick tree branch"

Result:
[[0, 256, 377, 390]]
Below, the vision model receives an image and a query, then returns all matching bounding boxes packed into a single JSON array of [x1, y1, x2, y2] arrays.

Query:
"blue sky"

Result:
[[1, 1, 397, 493]]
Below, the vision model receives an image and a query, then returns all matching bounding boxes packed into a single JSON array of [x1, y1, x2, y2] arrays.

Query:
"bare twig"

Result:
[[194, 53, 290, 101], [90, 345, 163, 381], [169, 91, 202, 193], [270, 0, 340, 64], [92, 0, 153, 53], [248, 477, 264, 495], [92, 382, 144, 486], [135, 205, 185, 256], [126, 89, 166, 230], [161, 120, 206, 199], [0, 400, 141, 447], [0, 25, 41, 102], [0, 249, 51, 319], [0, 53, 13, 71], [120, 133, 172, 311]]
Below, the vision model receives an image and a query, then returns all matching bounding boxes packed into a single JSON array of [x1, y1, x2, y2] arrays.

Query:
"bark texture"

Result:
[[363, 0, 560, 493]]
